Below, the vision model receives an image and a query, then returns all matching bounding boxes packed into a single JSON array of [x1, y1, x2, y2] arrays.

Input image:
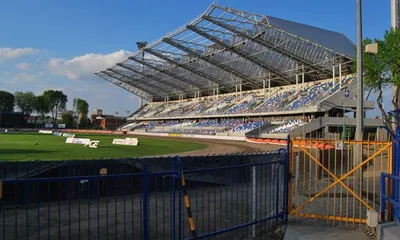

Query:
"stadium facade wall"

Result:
[[130, 131, 246, 141]]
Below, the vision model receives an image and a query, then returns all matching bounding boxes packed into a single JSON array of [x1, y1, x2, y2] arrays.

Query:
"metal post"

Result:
[[251, 165, 256, 237], [392, 0, 399, 130], [356, 0, 364, 138], [339, 60, 342, 84], [142, 165, 149, 240], [392, 0, 399, 27], [332, 61, 336, 86], [268, 73, 271, 99], [381, 174, 386, 221], [263, 79, 266, 97], [176, 156, 183, 240], [283, 135, 291, 223], [393, 127, 400, 221], [355, 0, 364, 200], [171, 159, 176, 240], [294, 154, 300, 206]]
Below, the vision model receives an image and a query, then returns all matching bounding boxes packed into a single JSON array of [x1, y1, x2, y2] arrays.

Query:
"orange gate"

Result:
[[288, 138, 392, 226]]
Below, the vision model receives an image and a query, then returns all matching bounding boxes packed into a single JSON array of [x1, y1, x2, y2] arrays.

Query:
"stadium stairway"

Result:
[[290, 117, 384, 138]]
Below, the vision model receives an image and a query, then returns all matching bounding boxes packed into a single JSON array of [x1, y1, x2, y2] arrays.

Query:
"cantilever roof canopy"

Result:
[[95, 4, 356, 102]]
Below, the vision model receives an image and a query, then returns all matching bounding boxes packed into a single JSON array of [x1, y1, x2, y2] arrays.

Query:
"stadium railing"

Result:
[[0, 150, 288, 240]]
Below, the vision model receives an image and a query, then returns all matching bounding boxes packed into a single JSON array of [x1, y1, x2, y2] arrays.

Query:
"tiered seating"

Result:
[[130, 76, 354, 119], [132, 122, 157, 131], [231, 121, 265, 133], [131, 119, 264, 135], [254, 88, 295, 113], [227, 93, 258, 114], [268, 120, 305, 134]]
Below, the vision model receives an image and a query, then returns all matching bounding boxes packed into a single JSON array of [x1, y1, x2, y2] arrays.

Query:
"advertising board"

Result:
[[66, 138, 91, 145], [112, 138, 139, 146]]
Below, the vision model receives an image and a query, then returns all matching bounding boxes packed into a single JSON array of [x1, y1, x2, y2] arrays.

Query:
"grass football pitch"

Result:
[[0, 132, 207, 161]]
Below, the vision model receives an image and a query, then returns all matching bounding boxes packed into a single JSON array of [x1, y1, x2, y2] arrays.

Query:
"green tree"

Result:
[[73, 98, 89, 128], [58, 112, 74, 129], [356, 28, 400, 131], [43, 90, 68, 125], [354, 39, 390, 123], [14, 91, 36, 115], [381, 28, 400, 112], [32, 95, 50, 126], [0, 90, 15, 112]]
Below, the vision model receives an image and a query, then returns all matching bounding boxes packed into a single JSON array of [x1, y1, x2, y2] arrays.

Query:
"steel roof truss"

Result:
[[144, 48, 228, 88], [164, 37, 260, 88], [107, 68, 170, 96], [187, 24, 293, 84], [95, 72, 152, 100], [128, 56, 200, 90], [102, 70, 162, 97]]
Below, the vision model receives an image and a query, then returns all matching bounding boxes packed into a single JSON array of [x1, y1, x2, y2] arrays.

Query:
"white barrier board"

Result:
[[39, 130, 53, 134], [112, 138, 139, 146], [66, 138, 91, 145]]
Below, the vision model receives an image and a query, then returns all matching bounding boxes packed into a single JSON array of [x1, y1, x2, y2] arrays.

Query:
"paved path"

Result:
[[284, 222, 372, 240]]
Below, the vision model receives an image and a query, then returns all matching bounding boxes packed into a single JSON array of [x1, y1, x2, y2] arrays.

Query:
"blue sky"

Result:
[[0, 0, 393, 116]]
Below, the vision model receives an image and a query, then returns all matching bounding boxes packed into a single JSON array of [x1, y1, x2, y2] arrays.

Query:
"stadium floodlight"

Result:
[[136, 41, 148, 50], [365, 43, 378, 54]]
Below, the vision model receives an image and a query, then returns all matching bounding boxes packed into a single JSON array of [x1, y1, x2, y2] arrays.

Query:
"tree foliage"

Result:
[[32, 95, 50, 125], [58, 112, 74, 129], [380, 28, 400, 111], [73, 98, 89, 128], [354, 39, 390, 124], [43, 90, 68, 124], [14, 91, 36, 115], [0, 90, 15, 112], [357, 28, 400, 131]]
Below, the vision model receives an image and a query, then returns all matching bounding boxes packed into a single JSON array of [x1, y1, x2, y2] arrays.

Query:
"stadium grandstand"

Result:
[[96, 4, 379, 140]]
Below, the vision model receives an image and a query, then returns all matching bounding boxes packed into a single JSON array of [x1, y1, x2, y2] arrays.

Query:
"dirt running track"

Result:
[[132, 135, 283, 156]]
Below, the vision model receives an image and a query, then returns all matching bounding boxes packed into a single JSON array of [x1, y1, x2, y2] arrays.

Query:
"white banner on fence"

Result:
[[44, 124, 53, 129], [58, 124, 66, 129], [53, 132, 75, 138], [66, 138, 91, 145], [112, 138, 139, 146], [38, 130, 53, 134], [66, 138, 100, 148]]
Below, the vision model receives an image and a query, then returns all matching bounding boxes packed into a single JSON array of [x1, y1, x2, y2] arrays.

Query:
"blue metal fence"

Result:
[[0, 150, 287, 240], [381, 172, 400, 223]]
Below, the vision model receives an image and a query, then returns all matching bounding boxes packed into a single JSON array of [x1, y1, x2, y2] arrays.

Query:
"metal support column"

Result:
[[268, 73, 271, 99], [263, 79, 266, 97], [324, 111, 329, 139], [332, 61, 336, 86], [339, 60, 342, 84], [392, 0, 399, 130], [355, 0, 364, 197]]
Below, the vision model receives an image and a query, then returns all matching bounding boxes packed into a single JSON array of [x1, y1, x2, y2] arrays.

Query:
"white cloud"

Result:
[[47, 50, 132, 80], [12, 73, 38, 82], [16, 62, 32, 71], [0, 48, 39, 61]]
